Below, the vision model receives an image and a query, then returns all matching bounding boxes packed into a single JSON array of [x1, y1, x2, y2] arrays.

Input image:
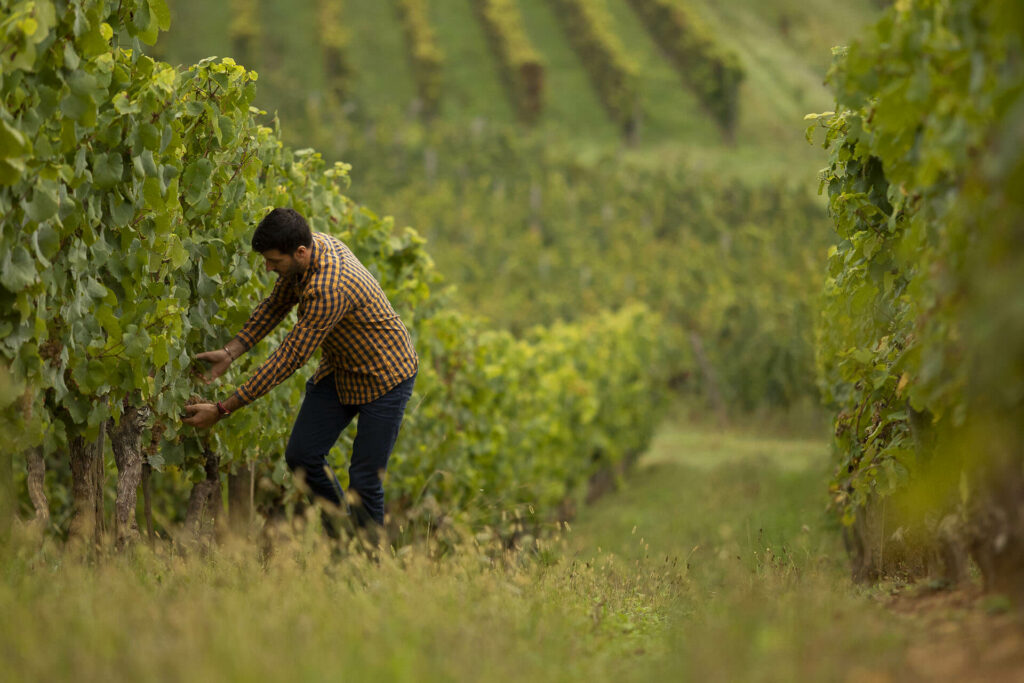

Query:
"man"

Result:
[[183, 208, 418, 530]]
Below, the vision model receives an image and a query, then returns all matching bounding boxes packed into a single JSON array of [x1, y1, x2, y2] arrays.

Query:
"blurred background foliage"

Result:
[[151, 0, 878, 413]]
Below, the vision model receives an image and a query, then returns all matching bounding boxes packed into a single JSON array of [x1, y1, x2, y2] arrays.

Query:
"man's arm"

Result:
[[184, 285, 348, 429], [230, 284, 349, 408], [192, 274, 299, 386], [232, 272, 301, 354], [184, 275, 306, 428]]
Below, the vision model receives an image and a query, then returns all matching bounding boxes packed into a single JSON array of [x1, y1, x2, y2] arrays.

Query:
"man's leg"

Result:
[[348, 375, 416, 527], [285, 374, 356, 514]]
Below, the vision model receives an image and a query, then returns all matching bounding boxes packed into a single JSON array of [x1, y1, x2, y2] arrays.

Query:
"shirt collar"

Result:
[[300, 232, 321, 286]]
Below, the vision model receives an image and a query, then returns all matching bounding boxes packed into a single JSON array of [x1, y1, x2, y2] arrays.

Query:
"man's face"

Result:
[[261, 248, 304, 278]]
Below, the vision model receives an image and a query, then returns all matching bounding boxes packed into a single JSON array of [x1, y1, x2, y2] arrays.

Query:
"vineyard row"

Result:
[[0, 0, 667, 543]]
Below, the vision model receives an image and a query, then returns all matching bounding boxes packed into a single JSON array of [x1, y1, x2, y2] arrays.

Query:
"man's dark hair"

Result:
[[251, 208, 313, 254]]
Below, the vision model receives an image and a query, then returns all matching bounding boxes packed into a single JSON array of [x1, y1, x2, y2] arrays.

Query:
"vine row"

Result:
[[548, 0, 640, 137], [625, 0, 743, 135], [394, 0, 444, 118], [472, 0, 545, 124]]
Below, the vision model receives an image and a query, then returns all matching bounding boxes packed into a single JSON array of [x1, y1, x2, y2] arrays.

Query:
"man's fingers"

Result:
[[184, 404, 200, 415]]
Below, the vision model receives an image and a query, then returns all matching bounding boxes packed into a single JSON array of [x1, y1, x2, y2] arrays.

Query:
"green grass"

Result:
[[335, 0, 417, 119], [514, 0, 621, 145], [0, 417, 915, 682], [255, 0, 324, 120], [622, 0, 877, 178], [428, 0, 515, 123], [602, 0, 720, 143], [567, 415, 910, 681]]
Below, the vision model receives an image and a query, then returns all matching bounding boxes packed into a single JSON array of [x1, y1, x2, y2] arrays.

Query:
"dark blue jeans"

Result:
[[285, 373, 415, 528]]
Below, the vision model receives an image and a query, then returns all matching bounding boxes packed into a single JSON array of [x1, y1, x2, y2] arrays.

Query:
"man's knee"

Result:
[[348, 468, 382, 497], [284, 441, 308, 473], [348, 470, 383, 509]]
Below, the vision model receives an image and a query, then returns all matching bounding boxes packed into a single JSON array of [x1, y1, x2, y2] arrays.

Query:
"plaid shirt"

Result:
[[230, 232, 418, 407]]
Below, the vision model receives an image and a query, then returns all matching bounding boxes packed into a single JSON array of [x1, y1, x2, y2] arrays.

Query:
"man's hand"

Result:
[[195, 348, 233, 384], [183, 403, 220, 429]]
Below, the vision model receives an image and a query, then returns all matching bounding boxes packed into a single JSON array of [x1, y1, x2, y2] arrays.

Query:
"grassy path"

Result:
[[5, 417, 1021, 681], [568, 417, 910, 680]]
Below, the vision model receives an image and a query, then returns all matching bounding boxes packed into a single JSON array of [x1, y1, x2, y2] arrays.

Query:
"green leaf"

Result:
[[182, 158, 214, 205], [0, 119, 29, 159], [68, 71, 100, 100], [19, 17, 38, 36], [851, 348, 874, 364], [202, 247, 223, 277], [63, 41, 81, 70], [96, 304, 121, 338], [168, 235, 188, 269], [152, 337, 170, 367], [85, 359, 108, 392], [218, 115, 236, 143], [60, 92, 96, 124], [139, 21, 159, 46], [0, 246, 36, 292], [150, 0, 172, 31], [140, 149, 159, 177], [0, 159, 25, 186], [138, 123, 160, 151], [93, 153, 124, 189], [26, 183, 59, 222], [33, 223, 60, 260], [109, 195, 135, 227], [143, 176, 163, 208], [86, 278, 108, 300], [113, 92, 141, 115], [197, 272, 217, 297]]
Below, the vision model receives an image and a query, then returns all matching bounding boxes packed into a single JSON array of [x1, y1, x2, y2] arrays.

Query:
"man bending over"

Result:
[[183, 208, 418, 530]]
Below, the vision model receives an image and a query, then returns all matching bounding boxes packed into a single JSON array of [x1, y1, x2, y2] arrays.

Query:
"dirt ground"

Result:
[[875, 584, 1024, 682]]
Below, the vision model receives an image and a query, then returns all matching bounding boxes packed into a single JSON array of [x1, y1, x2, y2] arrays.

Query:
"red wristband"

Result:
[[216, 401, 231, 417]]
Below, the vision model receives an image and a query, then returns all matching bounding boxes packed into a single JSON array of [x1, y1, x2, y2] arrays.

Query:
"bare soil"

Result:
[[874, 584, 1024, 682]]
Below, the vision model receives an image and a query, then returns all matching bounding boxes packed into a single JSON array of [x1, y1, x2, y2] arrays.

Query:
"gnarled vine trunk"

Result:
[[69, 431, 105, 545], [843, 493, 971, 586], [969, 444, 1024, 602], [26, 446, 49, 527], [227, 465, 253, 536], [142, 462, 154, 542], [108, 407, 145, 548], [185, 448, 221, 539]]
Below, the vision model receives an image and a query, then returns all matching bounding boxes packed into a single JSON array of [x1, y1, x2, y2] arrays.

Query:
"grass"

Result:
[[518, 0, 620, 145], [602, 0, 721, 144], [428, 0, 515, 124], [0, 415, 917, 682], [569, 415, 910, 680], [343, 0, 417, 120]]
